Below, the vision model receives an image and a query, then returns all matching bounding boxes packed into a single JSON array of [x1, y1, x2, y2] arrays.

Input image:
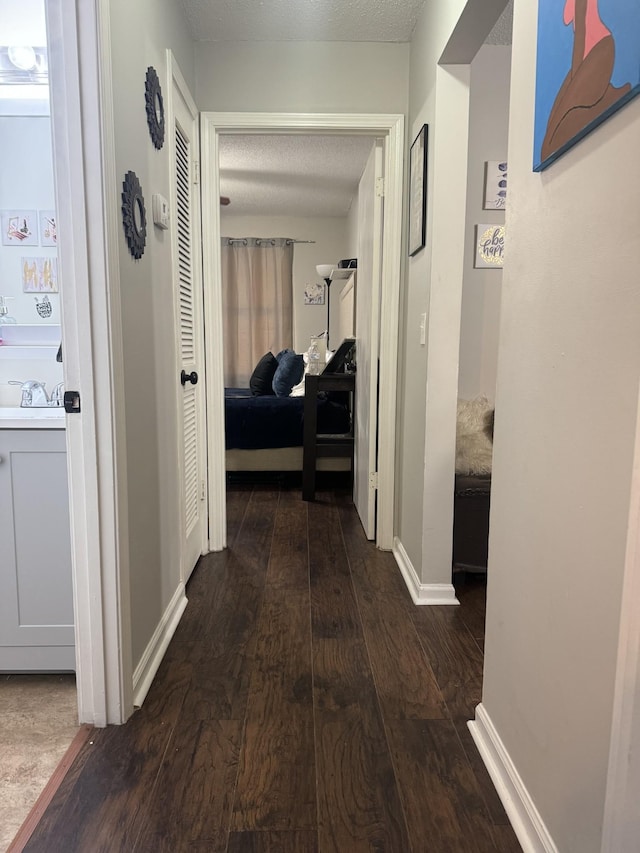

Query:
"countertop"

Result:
[[0, 407, 66, 429]]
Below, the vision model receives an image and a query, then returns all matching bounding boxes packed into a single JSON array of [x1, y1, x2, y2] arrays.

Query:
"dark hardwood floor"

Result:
[[23, 481, 521, 853]]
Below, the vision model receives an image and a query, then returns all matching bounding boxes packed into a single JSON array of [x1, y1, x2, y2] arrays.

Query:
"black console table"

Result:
[[302, 371, 355, 501]]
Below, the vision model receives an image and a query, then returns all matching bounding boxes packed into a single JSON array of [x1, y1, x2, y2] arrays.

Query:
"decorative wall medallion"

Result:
[[145, 66, 165, 150], [121, 171, 147, 260]]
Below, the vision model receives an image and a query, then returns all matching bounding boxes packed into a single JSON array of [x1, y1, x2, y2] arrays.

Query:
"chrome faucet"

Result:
[[49, 382, 65, 407], [9, 380, 50, 408]]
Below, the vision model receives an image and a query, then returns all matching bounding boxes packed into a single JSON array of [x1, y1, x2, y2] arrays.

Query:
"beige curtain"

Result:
[[222, 237, 294, 387]]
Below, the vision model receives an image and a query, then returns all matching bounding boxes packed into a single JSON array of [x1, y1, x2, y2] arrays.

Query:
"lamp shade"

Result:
[[315, 264, 334, 279]]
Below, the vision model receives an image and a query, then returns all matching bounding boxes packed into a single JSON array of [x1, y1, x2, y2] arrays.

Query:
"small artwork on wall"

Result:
[[483, 161, 507, 209], [39, 210, 57, 246], [34, 294, 53, 319], [22, 257, 59, 292], [1, 210, 38, 246], [304, 282, 325, 305], [475, 224, 505, 269]]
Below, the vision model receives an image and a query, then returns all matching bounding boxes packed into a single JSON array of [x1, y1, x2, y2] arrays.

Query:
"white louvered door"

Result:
[[171, 67, 206, 582]]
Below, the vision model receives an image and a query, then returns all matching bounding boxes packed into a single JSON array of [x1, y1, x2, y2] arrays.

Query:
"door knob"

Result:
[[180, 369, 198, 386]]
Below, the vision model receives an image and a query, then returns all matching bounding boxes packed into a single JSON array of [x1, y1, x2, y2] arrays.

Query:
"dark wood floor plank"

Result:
[[231, 587, 316, 831], [308, 501, 351, 578], [315, 711, 411, 853], [264, 488, 309, 591], [354, 588, 447, 721], [410, 604, 484, 720], [226, 482, 253, 545], [133, 719, 241, 852], [25, 484, 519, 853], [24, 659, 192, 853], [454, 574, 487, 640], [312, 637, 378, 716], [228, 830, 318, 852], [454, 721, 513, 827], [308, 501, 364, 641], [385, 718, 511, 853], [489, 824, 524, 852]]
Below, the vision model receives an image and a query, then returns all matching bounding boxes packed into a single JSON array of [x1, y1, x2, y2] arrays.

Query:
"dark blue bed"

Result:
[[224, 388, 350, 450]]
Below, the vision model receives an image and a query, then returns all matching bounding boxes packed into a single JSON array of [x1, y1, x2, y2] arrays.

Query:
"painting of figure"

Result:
[[534, 0, 640, 171]]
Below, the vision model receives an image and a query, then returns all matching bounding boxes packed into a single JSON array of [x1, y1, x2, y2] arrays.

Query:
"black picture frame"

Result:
[[121, 170, 147, 260], [408, 124, 428, 257], [145, 66, 165, 150]]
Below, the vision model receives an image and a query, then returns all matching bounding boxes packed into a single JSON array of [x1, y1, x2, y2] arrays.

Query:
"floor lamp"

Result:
[[315, 264, 334, 349]]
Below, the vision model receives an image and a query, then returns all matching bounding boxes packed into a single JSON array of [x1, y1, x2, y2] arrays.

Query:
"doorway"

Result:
[[201, 112, 404, 552]]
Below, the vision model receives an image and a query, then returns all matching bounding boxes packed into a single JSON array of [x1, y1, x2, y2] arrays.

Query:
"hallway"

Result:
[[22, 482, 520, 852]]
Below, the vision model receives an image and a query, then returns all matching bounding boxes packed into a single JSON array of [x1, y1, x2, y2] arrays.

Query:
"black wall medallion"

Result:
[[121, 170, 147, 260], [145, 66, 165, 150]]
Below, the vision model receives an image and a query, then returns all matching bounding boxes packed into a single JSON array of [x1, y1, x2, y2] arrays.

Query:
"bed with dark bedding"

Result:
[[224, 387, 352, 471], [225, 339, 355, 472]]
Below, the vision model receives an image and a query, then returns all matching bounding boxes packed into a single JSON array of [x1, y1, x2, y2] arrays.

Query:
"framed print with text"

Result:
[[408, 124, 428, 257]]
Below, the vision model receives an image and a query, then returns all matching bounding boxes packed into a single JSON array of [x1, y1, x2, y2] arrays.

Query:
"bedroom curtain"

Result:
[[221, 237, 294, 387]]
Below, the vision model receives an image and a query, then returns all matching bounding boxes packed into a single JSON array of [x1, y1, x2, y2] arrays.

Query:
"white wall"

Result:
[[482, 0, 640, 850], [396, 0, 468, 577], [195, 42, 409, 115], [0, 116, 62, 406], [220, 213, 350, 354], [458, 45, 511, 402], [0, 118, 59, 326], [108, 0, 195, 668]]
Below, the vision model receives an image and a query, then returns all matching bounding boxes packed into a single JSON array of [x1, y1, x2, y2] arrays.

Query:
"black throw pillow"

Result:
[[249, 352, 278, 395]]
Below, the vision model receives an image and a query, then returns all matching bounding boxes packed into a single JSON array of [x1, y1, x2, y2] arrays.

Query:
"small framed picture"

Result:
[[408, 124, 428, 257], [2, 210, 38, 246], [475, 224, 505, 268], [483, 161, 507, 209], [21, 256, 59, 292], [304, 282, 325, 305], [39, 210, 57, 246]]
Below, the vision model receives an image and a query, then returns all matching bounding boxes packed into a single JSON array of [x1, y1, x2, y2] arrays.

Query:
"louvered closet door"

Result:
[[173, 76, 206, 582]]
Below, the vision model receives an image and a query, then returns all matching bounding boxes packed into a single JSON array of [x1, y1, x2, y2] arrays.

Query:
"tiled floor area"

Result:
[[0, 674, 78, 851]]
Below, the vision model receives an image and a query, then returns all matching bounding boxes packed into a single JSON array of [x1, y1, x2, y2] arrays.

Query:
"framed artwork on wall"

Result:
[[408, 124, 428, 256], [1, 210, 38, 246], [304, 282, 325, 305], [475, 224, 505, 269], [483, 161, 507, 209], [21, 257, 59, 292], [39, 210, 57, 246], [534, 0, 640, 171]]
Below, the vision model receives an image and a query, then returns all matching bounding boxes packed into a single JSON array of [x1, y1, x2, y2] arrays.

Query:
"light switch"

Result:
[[152, 193, 170, 230], [419, 313, 426, 346]]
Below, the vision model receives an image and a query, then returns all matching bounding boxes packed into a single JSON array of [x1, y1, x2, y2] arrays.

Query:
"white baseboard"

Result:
[[468, 703, 558, 853], [132, 584, 188, 708], [392, 537, 459, 605]]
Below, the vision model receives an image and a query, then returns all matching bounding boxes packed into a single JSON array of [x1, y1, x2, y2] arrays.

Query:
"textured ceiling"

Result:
[[209, 1, 512, 218], [179, 0, 428, 42], [219, 134, 374, 217]]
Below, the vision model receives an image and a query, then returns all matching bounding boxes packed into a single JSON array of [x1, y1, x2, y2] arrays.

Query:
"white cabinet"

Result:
[[0, 428, 75, 671]]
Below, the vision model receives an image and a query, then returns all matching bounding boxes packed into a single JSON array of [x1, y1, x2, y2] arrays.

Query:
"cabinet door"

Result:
[[0, 429, 75, 671]]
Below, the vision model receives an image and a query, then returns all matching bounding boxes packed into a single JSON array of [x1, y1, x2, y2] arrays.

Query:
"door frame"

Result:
[[47, 0, 132, 724], [200, 112, 404, 550]]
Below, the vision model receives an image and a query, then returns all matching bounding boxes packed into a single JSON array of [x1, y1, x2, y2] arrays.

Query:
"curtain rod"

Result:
[[224, 238, 316, 246]]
